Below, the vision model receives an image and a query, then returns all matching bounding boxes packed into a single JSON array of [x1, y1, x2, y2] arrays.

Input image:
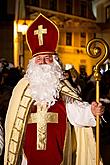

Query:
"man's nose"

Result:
[[40, 58, 46, 64]]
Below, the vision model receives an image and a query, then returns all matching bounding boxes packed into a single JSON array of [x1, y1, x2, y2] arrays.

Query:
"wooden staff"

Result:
[[86, 38, 109, 165]]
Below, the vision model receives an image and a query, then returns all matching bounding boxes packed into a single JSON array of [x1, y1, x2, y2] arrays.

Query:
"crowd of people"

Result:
[[0, 58, 24, 123], [0, 58, 24, 164], [0, 13, 109, 165], [64, 64, 110, 165]]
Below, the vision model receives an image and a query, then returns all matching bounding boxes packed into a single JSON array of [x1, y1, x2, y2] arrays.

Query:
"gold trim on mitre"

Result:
[[33, 51, 57, 57]]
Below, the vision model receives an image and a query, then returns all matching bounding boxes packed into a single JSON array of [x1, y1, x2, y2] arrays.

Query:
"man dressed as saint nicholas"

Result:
[[4, 13, 104, 165]]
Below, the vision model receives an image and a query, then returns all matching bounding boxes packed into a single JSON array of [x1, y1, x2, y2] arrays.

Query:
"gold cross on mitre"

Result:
[[28, 103, 58, 150], [34, 25, 47, 46]]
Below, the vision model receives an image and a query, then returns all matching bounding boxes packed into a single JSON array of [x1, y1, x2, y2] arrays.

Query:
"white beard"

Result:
[[25, 57, 64, 107]]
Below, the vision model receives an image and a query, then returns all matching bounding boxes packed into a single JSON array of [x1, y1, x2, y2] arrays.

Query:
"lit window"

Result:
[[80, 32, 86, 47], [66, 32, 72, 46]]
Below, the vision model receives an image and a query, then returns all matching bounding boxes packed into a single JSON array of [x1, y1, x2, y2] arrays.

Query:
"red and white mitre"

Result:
[[26, 13, 59, 56]]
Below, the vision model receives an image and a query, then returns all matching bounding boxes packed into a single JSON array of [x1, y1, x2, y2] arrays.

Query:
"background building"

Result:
[[18, 0, 101, 75], [92, 0, 110, 71], [0, 0, 110, 75], [0, 0, 15, 63]]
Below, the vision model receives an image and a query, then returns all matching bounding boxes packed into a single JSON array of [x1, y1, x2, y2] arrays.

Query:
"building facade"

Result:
[[92, 0, 110, 71], [19, 0, 101, 75], [1, 0, 107, 75]]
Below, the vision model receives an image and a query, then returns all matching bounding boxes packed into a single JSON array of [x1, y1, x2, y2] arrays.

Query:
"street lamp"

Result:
[[18, 20, 28, 35]]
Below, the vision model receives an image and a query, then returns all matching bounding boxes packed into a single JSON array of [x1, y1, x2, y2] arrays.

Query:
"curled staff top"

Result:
[[86, 38, 109, 70]]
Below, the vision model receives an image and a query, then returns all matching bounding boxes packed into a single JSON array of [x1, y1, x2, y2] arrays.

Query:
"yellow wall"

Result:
[[58, 46, 104, 76]]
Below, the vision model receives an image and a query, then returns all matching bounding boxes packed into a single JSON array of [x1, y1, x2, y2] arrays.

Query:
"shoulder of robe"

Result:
[[59, 79, 82, 101], [12, 77, 29, 92]]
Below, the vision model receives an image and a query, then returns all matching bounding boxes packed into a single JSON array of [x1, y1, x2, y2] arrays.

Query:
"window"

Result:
[[106, 5, 110, 21], [79, 65, 87, 79], [66, 32, 72, 46], [80, 32, 86, 47], [88, 33, 96, 42], [80, 1, 87, 17], [25, 0, 39, 6], [66, 0, 72, 14], [79, 65, 86, 74], [49, 0, 57, 11], [93, 33, 96, 39]]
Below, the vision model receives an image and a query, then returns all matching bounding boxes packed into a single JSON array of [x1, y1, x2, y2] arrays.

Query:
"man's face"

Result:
[[35, 54, 53, 64], [26, 55, 63, 106]]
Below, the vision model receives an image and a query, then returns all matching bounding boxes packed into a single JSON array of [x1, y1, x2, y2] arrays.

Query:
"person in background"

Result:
[[4, 13, 104, 165], [0, 68, 11, 165], [0, 58, 14, 73], [85, 70, 110, 165], [63, 64, 82, 96], [0, 62, 23, 164]]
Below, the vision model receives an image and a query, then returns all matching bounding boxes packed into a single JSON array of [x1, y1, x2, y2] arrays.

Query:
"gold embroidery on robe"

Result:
[[28, 103, 58, 150]]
